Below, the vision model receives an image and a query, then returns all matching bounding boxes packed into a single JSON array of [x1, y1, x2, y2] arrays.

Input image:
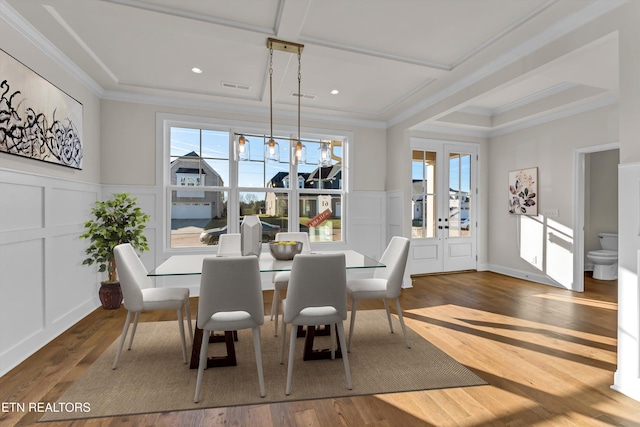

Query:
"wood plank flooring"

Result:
[[1, 271, 639, 426]]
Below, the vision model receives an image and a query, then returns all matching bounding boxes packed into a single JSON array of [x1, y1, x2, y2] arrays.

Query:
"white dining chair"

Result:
[[279, 253, 352, 395], [347, 236, 411, 352], [112, 243, 193, 369], [194, 256, 265, 402], [217, 233, 241, 255], [270, 231, 311, 336]]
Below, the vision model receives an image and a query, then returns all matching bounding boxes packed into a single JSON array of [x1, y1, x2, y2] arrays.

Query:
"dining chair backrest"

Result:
[[197, 256, 264, 328], [114, 243, 149, 312], [283, 253, 347, 324], [217, 233, 241, 255], [373, 236, 410, 299], [275, 232, 311, 253]]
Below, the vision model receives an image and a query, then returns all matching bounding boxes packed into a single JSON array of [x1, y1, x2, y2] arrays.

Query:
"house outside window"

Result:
[[162, 116, 347, 249]]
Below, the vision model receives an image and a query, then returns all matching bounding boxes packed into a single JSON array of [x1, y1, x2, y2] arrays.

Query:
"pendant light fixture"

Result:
[[318, 140, 332, 167], [264, 45, 279, 162], [292, 47, 306, 164], [235, 39, 305, 164], [236, 134, 250, 161], [268, 39, 305, 164]]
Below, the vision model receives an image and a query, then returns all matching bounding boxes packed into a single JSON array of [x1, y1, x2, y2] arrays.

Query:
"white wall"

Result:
[[486, 105, 618, 287]]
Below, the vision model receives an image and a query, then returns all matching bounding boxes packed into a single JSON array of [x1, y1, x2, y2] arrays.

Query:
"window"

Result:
[[162, 116, 347, 249]]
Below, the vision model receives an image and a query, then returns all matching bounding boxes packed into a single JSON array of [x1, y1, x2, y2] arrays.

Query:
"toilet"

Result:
[[586, 232, 618, 280]]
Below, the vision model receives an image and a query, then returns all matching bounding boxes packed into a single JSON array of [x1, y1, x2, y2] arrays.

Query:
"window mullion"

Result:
[[228, 129, 240, 233]]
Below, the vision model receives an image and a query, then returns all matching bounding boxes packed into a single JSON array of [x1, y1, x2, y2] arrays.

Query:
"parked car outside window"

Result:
[[200, 221, 281, 245]]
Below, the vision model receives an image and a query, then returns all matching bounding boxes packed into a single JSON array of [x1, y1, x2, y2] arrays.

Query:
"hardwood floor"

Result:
[[2, 271, 639, 426]]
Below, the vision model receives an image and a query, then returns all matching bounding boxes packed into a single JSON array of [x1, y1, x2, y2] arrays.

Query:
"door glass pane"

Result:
[[448, 152, 471, 237], [411, 150, 436, 238]]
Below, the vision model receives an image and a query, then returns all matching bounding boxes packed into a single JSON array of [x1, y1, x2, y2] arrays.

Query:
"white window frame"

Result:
[[156, 113, 350, 255]]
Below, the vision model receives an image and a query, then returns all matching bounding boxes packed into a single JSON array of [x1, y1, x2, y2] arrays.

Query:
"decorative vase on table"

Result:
[[241, 215, 262, 256], [99, 281, 123, 310]]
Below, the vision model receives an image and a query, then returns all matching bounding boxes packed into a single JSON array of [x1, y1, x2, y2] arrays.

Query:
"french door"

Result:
[[410, 141, 477, 275]]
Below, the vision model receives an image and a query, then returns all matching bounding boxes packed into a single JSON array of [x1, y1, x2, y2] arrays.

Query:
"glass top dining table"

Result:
[[147, 249, 385, 276]]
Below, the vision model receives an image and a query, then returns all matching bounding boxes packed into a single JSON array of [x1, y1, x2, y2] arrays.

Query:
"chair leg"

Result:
[[184, 300, 194, 343], [383, 299, 394, 334], [194, 328, 210, 403], [270, 289, 278, 320], [394, 298, 411, 349], [279, 321, 287, 364], [113, 310, 133, 369], [330, 323, 336, 360], [252, 327, 266, 397], [348, 300, 357, 352], [127, 311, 141, 350], [177, 308, 187, 363], [285, 326, 297, 395], [273, 289, 280, 337], [336, 322, 352, 390]]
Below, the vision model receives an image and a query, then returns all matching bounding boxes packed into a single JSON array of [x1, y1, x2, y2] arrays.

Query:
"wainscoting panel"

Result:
[[386, 191, 403, 242], [49, 186, 96, 227], [47, 233, 96, 325], [0, 239, 45, 350], [349, 191, 386, 261], [0, 168, 100, 376], [0, 181, 43, 232]]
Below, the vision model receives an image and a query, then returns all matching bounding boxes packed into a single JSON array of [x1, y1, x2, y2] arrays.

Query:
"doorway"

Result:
[[409, 140, 478, 275], [573, 143, 619, 292]]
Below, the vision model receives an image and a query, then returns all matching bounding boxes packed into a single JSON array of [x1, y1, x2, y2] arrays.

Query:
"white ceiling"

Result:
[[2, 0, 623, 135]]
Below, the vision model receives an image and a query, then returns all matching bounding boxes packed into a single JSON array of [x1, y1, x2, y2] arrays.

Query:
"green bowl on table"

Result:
[[269, 241, 303, 260]]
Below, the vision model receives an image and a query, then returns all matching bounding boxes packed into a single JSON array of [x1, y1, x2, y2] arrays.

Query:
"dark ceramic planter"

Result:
[[99, 281, 123, 309]]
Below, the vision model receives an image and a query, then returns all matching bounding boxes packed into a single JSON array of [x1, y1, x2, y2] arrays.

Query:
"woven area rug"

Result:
[[40, 310, 486, 422]]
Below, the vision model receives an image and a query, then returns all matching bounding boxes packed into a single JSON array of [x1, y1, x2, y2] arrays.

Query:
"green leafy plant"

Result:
[[80, 192, 150, 283]]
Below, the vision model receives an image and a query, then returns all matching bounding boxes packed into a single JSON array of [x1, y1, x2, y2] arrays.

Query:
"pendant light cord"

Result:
[[269, 47, 274, 141], [297, 51, 301, 147]]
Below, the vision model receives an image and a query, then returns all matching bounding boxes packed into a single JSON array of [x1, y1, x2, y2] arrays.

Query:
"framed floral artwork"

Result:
[[508, 167, 537, 215]]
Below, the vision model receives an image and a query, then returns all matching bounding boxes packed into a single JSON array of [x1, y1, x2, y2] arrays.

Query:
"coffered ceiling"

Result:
[[1, 0, 623, 135]]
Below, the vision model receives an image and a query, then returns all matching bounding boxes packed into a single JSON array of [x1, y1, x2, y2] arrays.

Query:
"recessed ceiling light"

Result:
[[191, 67, 203, 74], [330, 89, 340, 95]]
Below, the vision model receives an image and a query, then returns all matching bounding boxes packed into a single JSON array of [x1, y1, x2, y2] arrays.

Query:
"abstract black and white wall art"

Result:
[[0, 49, 83, 169], [508, 167, 538, 215]]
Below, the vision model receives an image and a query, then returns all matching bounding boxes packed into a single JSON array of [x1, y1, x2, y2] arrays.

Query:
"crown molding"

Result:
[[0, 0, 104, 96], [413, 94, 618, 138], [487, 94, 618, 137], [102, 90, 387, 129]]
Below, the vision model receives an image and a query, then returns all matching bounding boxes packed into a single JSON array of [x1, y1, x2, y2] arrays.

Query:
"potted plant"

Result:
[[80, 192, 150, 309]]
